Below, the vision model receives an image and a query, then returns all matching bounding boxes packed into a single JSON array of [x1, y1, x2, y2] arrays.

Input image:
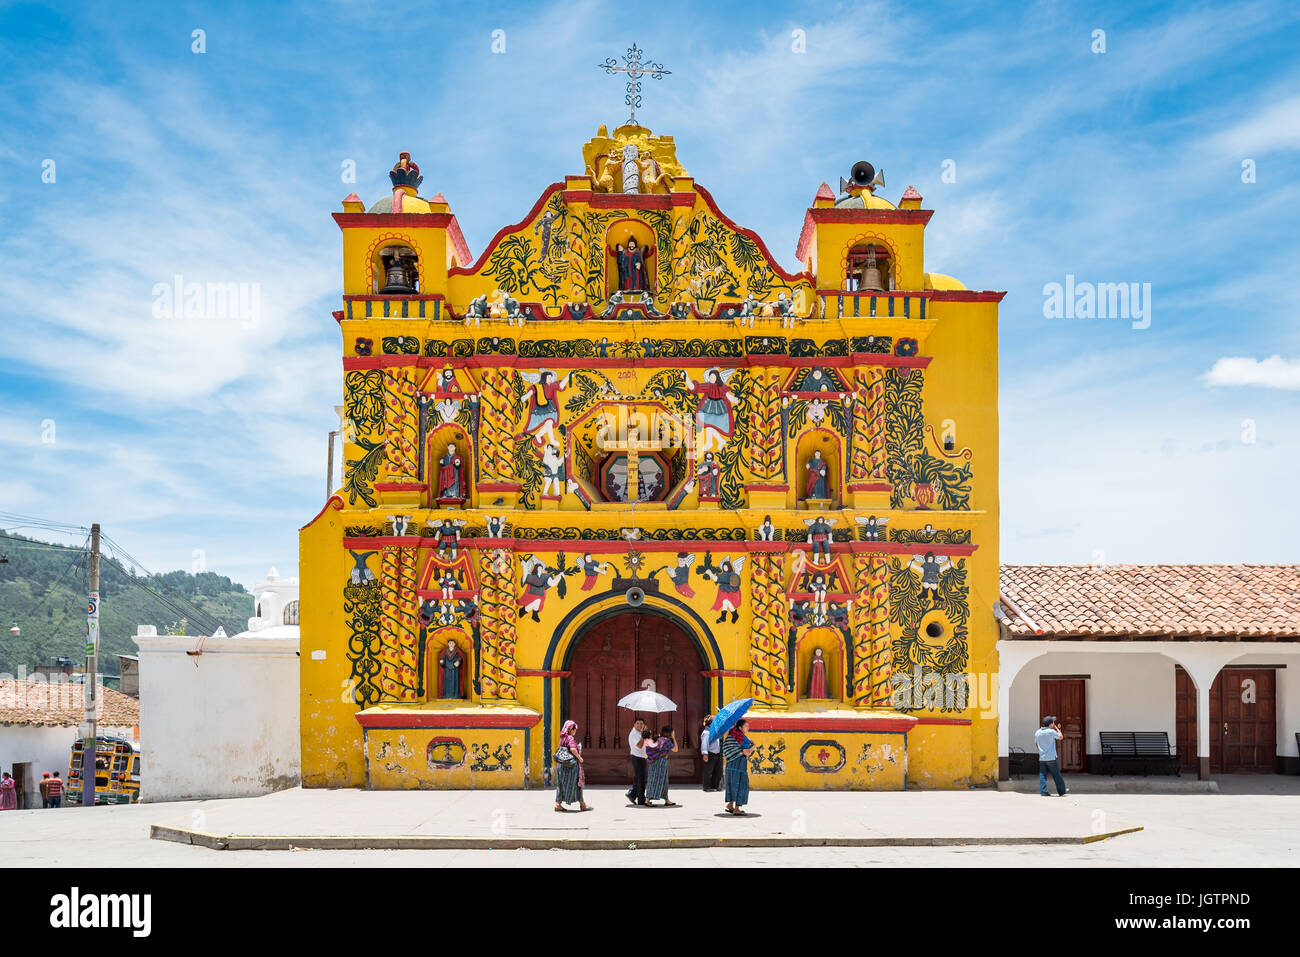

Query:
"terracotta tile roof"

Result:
[[0, 680, 140, 728], [999, 565, 1300, 640]]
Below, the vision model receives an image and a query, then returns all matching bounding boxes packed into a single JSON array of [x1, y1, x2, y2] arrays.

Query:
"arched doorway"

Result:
[[565, 610, 708, 784]]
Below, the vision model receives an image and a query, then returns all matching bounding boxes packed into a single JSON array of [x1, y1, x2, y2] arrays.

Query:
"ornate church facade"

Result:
[[300, 122, 1003, 790]]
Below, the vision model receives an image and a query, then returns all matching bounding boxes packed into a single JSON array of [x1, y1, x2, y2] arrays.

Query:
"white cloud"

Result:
[[1202, 355, 1300, 391]]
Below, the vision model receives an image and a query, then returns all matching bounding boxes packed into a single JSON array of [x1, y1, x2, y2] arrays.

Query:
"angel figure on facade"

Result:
[[908, 551, 952, 607], [684, 367, 738, 457], [520, 370, 572, 448], [699, 554, 746, 624]]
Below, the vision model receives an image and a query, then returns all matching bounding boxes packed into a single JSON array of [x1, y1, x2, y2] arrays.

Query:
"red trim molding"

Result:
[[701, 670, 752, 678], [341, 536, 978, 557], [341, 354, 933, 371], [373, 482, 428, 492], [448, 184, 563, 277], [300, 494, 343, 531], [745, 714, 920, 733], [356, 711, 542, 730]]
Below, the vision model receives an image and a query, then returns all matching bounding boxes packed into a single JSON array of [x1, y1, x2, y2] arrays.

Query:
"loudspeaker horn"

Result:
[[625, 587, 646, 607]]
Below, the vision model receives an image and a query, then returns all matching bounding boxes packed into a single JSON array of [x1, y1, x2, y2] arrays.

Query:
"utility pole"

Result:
[[83, 523, 100, 807]]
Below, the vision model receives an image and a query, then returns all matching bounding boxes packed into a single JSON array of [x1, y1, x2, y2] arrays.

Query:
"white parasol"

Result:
[[617, 679, 678, 713]]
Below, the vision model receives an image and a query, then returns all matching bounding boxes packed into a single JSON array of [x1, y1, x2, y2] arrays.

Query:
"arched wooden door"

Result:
[[566, 611, 708, 785]]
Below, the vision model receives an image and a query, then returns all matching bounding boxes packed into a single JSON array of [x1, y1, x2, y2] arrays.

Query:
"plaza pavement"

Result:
[[1, 776, 1295, 867]]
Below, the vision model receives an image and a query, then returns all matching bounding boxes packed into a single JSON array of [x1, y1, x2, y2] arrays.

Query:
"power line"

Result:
[[98, 555, 225, 635], [0, 532, 93, 554], [8, 533, 89, 621], [100, 536, 229, 634]]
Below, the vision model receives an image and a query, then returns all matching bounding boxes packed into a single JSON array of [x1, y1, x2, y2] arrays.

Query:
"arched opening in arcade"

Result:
[[562, 609, 709, 785]]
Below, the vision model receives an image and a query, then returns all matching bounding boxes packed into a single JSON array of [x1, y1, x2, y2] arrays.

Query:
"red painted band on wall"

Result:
[[356, 712, 541, 730], [745, 715, 920, 733]]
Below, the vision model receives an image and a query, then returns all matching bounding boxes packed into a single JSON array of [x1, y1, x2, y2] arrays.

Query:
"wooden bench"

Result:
[[1099, 731, 1180, 776]]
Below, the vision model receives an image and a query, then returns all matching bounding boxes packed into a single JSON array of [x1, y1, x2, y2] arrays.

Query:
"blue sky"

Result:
[[1, 0, 1297, 589]]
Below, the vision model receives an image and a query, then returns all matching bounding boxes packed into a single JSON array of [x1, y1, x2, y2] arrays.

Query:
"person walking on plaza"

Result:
[[38, 773, 51, 809], [1035, 715, 1069, 797], [625, 717, 648, 806], [0, 772, 16, 811], [553, 719, 592, 812], [700, 715, 722, 791], [722, 718, 755, 815], [644, 725, 678, 807], [46, 771, 63, 809]]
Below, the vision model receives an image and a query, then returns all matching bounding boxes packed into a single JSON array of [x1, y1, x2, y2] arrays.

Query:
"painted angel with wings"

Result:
[[683, 367, 739, 456], [855, 514, 890, 542], [698, 553, 746, 624], [802, 515, 838, 560], [520, 369, 573, 448], [647, 552, 696, 598], [428, 517, 468, 559], [908, 551, 951, 605]]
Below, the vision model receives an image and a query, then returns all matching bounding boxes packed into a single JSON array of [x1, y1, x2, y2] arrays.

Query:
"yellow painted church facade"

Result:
[[300, 123, 1002, 791]]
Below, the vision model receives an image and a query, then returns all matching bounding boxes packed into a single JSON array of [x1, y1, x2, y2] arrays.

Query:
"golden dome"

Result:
[[923, 272, 967, 290]]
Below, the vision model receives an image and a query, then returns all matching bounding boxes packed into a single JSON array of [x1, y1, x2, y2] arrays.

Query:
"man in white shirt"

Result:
[[626, 717, 648, 806], [700, 715, 723, 791]]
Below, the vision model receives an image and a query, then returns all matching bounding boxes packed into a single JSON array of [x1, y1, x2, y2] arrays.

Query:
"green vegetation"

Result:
[[0, 533, 251, 676]]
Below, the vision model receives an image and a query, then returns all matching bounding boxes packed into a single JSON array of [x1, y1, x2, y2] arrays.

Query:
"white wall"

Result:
[[133, 630, 299, 802], [1001, 641, 1300, 761], [0, 725, 73, 807], [0, 723, 135, 807], [1008, 652, 1178, 756]]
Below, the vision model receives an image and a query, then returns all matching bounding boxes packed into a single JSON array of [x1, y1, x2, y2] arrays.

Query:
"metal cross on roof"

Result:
[[597, 43, 671, 126]]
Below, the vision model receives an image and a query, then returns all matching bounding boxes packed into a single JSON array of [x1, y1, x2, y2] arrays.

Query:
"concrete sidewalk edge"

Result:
[[149, 823, 1144, 851]]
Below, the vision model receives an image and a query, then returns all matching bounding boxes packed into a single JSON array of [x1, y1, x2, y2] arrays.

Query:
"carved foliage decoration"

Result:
[[343, 370, 386, 507], [889, 556, 970, 711], [344, 576, 383, 708], [747, 553, 789, 706], [884, 368, 972, 510]]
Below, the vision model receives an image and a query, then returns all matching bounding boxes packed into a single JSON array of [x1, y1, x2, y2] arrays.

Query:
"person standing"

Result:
[[39, 773, 53, 809], [0, 772, 16, 811], [700, 716, 722, 791], [1035, 715, 1069, 797], [722, 718, 755, 815], [46, 771, 63, 809], [644, 725, 678, 807], [626, 717, 648, 806], [553, 719, 592, 812]]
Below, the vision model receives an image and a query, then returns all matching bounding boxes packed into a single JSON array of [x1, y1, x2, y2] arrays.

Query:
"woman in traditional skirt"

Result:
[[644, 725, 678, 807], [722, 718, 755, 815], [553, 720, 592, 812]]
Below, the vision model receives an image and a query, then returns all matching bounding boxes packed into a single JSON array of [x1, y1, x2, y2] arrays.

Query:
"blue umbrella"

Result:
[[707, 697, 754, 745]]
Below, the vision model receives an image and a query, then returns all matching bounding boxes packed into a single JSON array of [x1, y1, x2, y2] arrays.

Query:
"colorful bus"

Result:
[[66, 736, 142, 805]]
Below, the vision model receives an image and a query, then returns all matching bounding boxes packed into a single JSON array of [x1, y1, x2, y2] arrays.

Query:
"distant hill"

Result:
[[0, 533, 251, 676]]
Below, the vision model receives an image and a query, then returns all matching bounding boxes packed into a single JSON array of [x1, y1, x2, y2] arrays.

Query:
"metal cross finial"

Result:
[[597, 43, 671, 126]]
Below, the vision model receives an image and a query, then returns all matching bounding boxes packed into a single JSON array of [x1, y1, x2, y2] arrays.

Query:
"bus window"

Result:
[[132, 757, 141, 775]]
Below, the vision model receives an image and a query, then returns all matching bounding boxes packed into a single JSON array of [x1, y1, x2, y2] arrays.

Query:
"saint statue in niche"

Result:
[[805, 450, 831, 499], [613, 236, 649, 292], [439, 640, 465, 699], [808, 647, 828, 699], [438, 444, 465, 500]]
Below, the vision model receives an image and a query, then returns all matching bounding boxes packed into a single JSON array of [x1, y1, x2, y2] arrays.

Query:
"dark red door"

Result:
[[1176, 667, 1277, 774], [1174, 667, 1198, 774], [1217, 669, 1276, 773], [1039, 678, 1086, 772], [567, 612, 707, 784]]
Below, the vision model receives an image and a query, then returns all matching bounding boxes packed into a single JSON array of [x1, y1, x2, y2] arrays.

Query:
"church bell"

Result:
[[380, 248, 417, 294], [860, 248, 885, 292]]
